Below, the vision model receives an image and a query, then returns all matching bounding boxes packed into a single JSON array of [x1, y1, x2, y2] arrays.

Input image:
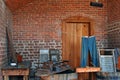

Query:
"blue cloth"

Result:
[[114, 48, 120, 64], [81, 36, 99, 67]]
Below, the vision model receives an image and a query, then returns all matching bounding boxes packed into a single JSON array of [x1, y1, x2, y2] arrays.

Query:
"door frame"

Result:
[[62, 16, 95, 36], [61, 16, 95, 80], [61, 16, 95, 63]]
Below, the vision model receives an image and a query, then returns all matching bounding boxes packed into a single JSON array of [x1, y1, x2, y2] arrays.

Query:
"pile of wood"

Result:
[[40, 60, 71, 74]]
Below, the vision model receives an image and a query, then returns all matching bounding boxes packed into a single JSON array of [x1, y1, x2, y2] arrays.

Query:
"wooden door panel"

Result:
[[62, 22, 66, 60], [69, 23, 76, 67], [62, 22, 89, 68], [64, 23, 70, 60], [75, 24, 82, 68], [62, 23, 75, 62]]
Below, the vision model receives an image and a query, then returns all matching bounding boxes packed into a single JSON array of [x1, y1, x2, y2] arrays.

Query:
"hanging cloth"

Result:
[[80, 36, 99, 67], [114, 48, 120, 70]]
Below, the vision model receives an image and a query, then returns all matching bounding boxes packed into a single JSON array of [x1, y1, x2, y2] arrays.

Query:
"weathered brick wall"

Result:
[[12, 0, 108, 68], [0, 0, 13, 79], [107, 0, 120, 48], [107, 22, 120, 48], [107, 0, 120, 23]]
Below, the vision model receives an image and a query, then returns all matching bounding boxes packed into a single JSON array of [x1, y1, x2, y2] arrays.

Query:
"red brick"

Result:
[[108, 0, 120, 23]]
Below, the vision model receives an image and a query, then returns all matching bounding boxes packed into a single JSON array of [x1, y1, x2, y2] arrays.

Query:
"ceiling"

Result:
[[5, 0, 33, 12]]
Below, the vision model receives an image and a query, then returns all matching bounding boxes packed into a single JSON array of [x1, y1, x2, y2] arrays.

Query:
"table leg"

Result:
[[89, 72, 96, 80], [40, 76, 49, 80], [23, 76, 28, 80], [4, 76, 9, 80]]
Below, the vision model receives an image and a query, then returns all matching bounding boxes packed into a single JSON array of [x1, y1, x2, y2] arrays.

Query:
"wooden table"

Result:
[[1, 61, 31, 80], [76, 67, 101, 80]]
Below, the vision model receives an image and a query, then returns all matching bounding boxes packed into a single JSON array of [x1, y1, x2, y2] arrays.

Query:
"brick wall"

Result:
[[107, 0, 120, 48], [0, 0, 13, 79], [107, 22, 120, 48], [107, 0, 120, 23], [12, 0, 108, 68]]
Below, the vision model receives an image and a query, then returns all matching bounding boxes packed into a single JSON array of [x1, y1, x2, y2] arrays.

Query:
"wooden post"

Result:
[[4, 76, 9, 80]]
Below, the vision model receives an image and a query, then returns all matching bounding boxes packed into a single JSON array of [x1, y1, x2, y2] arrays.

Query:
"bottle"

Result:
[[16, 53, 22, 63]]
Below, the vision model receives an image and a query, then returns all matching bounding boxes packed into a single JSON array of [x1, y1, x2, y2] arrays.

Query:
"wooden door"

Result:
[[62, 22, 90, 68]]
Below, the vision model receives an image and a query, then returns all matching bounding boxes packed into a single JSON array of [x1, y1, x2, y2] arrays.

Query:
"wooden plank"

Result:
[[62, 22, 66, 60], [23, 75, 28, 80], [2, 69, 29, 76], [4, 76, 9, 80], [76, 67, 101, 73], [72, 23, 77, 68], [65, 23, 71, 61], [70, 23, 75, 68], [75, 23, 82, 68], [68, 23, 75, 68]]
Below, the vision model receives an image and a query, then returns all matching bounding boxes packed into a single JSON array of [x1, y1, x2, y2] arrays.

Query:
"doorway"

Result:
[[62, 16, 94, 80], [62, 22, 92, 68], [62, 17, 94, 80], [62, 16, 94, 68]]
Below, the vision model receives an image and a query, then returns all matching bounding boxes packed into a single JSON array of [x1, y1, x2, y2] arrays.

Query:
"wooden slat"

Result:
[[76, 67, 101, 73], [65, 23, 71, 61], [62, 22, 66, 60], [73, 23, 76, 68], [75, 23, 82, 68], [70, 23, 75, 68]]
